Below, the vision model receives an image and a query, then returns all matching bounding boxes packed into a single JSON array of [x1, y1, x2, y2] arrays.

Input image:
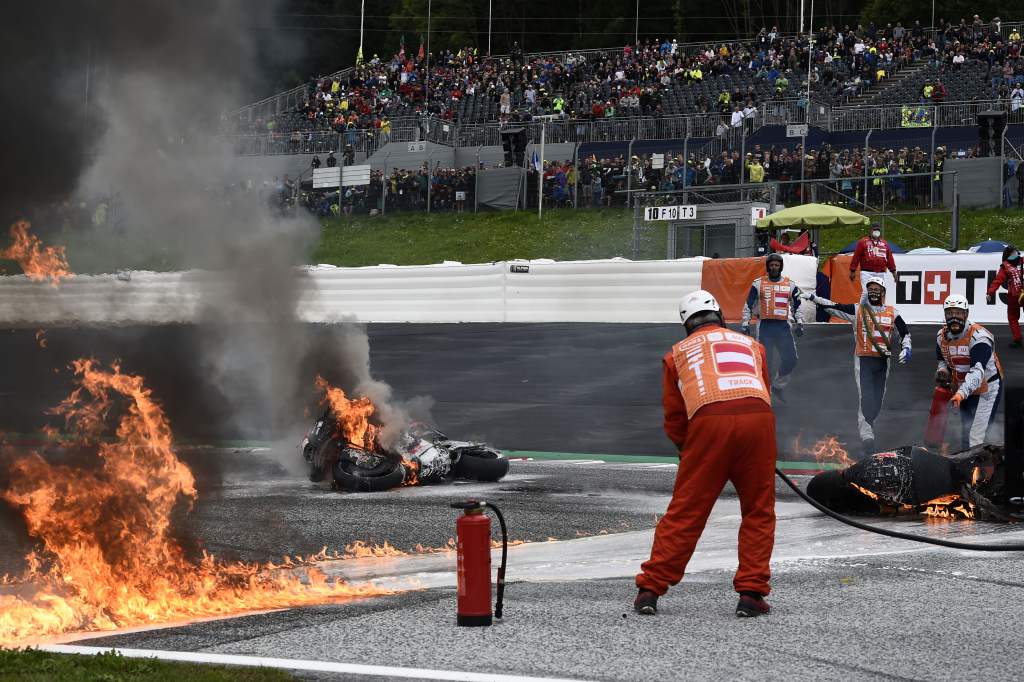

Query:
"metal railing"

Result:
[[829, 99, 1024, 132]]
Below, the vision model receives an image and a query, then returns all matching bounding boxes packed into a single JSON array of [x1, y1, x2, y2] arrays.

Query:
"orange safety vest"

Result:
[[854, 304, 895, 357], [671, 327, 772, 419], [937, 323, 1002, 396], [757, 276, 794, 321]]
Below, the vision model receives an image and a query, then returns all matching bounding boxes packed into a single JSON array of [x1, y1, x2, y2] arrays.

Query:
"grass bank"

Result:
[[314, 207, 1024, 268], [0, 648, 294, 681]]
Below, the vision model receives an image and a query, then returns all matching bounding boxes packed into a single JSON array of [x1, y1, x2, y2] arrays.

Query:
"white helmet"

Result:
[[865, 275, 886, 290], [943, 294, 969, 312], [678, 289, 721, 327]]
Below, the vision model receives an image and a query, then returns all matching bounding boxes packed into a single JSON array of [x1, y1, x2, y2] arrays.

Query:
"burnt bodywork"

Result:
[[806, 444, 1011, 520], [300, 411, 508, 491]]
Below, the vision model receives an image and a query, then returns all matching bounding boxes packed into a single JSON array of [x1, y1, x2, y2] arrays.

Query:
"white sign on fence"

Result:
[[341, 164, 372, 187], [651, 153, 665, 169], [645, 205, 697, 222], [312, 167, 341, 189], [750, 205, 768, 226], [455, 191, 467, 201], [407, 142, 426, 153], [786, 124, 808, 137]]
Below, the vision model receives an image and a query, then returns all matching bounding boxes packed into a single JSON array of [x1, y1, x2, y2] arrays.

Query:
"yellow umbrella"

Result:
[[756, 203, 869, 229]]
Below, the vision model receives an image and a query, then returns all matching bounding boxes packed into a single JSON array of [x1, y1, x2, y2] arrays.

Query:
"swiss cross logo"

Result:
[[923, 271, 951, 305]]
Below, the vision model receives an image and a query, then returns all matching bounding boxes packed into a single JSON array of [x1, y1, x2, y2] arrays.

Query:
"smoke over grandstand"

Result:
[[1, 1, 408, 441]]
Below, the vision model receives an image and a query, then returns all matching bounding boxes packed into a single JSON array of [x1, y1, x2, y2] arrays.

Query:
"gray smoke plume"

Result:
[[3, 1, 419, 450]]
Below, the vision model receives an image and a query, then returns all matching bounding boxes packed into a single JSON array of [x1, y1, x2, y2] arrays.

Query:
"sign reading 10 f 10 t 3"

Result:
[[645, 205, 697, 221]]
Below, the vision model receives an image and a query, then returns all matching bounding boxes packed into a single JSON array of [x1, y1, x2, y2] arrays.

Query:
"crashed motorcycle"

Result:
[[301, 411, 509, 492], [806, 443, 1016, 521]]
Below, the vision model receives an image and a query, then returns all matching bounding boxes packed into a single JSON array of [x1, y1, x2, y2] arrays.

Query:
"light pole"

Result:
[[425, 0, 431, 104], [800, 0, 815, 195], [358, 0, 365, 63], [488, 0, 492, 56], [635, 0, 639, 46]]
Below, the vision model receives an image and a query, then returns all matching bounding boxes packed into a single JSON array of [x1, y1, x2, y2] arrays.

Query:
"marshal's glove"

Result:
[[986, 293, 995, 305], [935, 368, 952, 389], [794, 322, 804, 337], [898, 347, 911, 364]]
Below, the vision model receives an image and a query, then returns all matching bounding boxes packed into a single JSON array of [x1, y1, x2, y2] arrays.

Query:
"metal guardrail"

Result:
[[229, 94, 1024, 155], [829, 100, 1024, 132]]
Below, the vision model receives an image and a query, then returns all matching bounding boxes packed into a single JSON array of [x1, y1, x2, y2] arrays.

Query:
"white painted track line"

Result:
[[40, 644, 594, 682]]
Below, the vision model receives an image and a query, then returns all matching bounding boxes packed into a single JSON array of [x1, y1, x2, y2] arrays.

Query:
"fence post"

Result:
[[863, 129, 873, 208], [626, 137, 637, 208], [1001, 126, 1009, 208], [572, 143, 579, 209], [951, 172, 960, 251], [426, 149, 433, 213], [930, 121, 938, 208], [631, 197, 642, 260]]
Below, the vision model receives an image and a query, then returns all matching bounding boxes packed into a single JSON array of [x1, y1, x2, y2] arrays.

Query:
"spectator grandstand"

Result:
[[232, 16, 1021, 142]]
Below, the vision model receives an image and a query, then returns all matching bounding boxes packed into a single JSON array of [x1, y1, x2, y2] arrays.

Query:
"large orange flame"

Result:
[[1, 221, 71, 286], [0, 360, 392, 647], [313, 376, 419, 485]]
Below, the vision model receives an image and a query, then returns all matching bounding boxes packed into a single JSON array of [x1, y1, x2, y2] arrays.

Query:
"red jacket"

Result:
[[850, 236, 897, 274], [987, 260, 1024, 300], [662, 343, 772, 450]]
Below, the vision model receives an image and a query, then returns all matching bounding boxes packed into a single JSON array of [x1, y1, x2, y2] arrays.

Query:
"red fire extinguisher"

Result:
[[924, 370, 954, 448], [450, 499, 507, 627]]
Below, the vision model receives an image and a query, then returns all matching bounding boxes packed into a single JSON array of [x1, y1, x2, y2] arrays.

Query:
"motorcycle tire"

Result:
[[306, 443, 326, 483], [453, 450, 509, 482], [332, 451, 407, 492]]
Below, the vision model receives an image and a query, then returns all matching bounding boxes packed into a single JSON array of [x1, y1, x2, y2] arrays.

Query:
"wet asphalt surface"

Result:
[[39, 453, 1024, 682], [2, 323, 1024, 679], [3, 323, 1022, 457]]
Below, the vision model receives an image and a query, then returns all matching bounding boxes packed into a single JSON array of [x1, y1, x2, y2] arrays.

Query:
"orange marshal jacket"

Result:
[[661, 337, 773, 450]]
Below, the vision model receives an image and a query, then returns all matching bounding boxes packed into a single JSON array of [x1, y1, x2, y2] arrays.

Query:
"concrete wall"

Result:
[[366, 142, 455, 172]]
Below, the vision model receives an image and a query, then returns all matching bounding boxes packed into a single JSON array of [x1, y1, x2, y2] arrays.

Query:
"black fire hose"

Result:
[[482, 501, 508, 619], [776, 468, 1024, 552]]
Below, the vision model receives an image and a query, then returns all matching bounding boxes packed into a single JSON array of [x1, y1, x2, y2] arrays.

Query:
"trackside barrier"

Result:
[[0, 255, 814, 326]]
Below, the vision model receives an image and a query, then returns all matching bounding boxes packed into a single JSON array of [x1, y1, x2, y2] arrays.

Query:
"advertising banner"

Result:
[[828, 252, 1008, 324]]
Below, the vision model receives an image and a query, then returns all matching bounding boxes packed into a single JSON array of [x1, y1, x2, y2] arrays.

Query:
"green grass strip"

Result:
[[0, 648, 294, 681]]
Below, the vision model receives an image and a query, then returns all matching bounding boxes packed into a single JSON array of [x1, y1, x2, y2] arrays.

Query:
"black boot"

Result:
[[633, 589, 658, 615], [736, 592, 771, 617]]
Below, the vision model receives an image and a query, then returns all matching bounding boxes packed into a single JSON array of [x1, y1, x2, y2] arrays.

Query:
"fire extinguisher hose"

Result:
[[482, 502, 508, 619], [776, 468, 1024, 551]]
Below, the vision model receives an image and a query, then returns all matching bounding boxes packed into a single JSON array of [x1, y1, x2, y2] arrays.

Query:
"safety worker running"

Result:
[[803, 276, 911, 456], [635, 290, 777, 618], [986, 245, 1023, 349], [936, 295, 1003, 448], [741, 253, 805, 401]]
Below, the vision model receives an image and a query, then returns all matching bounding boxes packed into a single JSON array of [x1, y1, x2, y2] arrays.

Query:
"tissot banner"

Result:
[[893, 253, 1006, 324]]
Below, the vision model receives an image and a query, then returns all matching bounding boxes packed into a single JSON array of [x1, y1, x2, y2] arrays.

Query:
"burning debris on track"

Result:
[[805, 443, 1012, 521], [0, 361, 394, 647], [302, 377, 509, 492]]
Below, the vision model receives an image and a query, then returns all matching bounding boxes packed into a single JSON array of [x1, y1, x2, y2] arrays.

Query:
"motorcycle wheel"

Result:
[[306, 443, 326, 482], [453, 450, 509, 482], [332, 449, 407, 492]]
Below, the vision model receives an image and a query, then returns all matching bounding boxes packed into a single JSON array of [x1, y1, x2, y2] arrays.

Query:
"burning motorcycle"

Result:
[[805, 443, 1016, 521], [301, 411, 509, 492]]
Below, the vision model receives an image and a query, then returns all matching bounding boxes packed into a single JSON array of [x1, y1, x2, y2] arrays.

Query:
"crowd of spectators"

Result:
[[294, 166, 477, 217], [228, 14, 1024, 182]]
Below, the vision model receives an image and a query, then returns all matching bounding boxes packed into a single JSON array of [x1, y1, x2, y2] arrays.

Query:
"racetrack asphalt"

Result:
[[38, 455, 1024, 681], [4, 322, 1024, 679], [2, 322, 1022, 457]]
